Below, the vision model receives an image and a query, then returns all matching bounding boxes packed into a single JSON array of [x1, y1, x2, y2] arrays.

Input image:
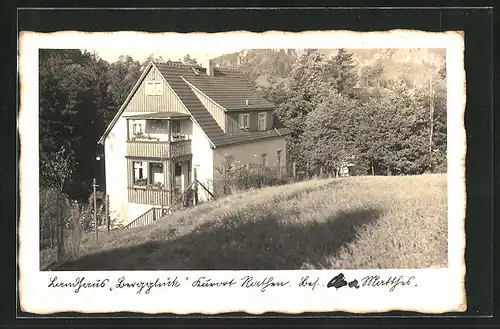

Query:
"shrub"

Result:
[[40, 186, 111, 264], [215, 157, 292, 196]]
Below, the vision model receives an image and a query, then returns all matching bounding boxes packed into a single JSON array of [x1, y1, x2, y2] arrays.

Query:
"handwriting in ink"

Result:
[[298, 276, 320, 291], [327, 273, 360, 290]]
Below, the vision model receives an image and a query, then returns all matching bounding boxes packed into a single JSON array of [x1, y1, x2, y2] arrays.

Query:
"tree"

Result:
[[324, 49, 359, 97], [274, 50, 330, 140], [141, 54, 166, 70], [40, 145, 75, 260], [360, 59, 385, 88], [106, 55, 141, 109], [301, 91, 362, 175], [39, 49, 114, 200], [356, 80, 444, 176], [182, 54, 199, 66], [270, 49, 360, 166]]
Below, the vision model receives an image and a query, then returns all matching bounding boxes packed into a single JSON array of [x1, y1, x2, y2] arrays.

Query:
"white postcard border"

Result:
[[18, 30, 466, 314]]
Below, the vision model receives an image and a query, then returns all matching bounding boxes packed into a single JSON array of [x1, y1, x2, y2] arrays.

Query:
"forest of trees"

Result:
[[260, 49, 447, 177]]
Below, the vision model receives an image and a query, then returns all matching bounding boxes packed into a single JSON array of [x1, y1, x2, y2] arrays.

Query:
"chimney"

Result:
[[200, 58, 215, 77], [208, 59, 215, 77]]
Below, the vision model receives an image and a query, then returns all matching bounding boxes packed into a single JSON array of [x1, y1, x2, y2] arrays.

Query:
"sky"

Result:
[[85, 47, 244, 64], [29, 31, 455, 65]]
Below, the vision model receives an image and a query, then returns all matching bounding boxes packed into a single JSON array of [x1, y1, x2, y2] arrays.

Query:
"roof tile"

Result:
[[155, 63, 286, 148]]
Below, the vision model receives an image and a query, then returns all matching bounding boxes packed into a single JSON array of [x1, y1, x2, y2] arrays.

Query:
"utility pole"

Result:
[[105, 194, 110, 232], [92, 178, 99, 243]]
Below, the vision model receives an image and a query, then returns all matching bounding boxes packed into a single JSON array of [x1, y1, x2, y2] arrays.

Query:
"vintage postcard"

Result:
[[18, 30, 466, 314]]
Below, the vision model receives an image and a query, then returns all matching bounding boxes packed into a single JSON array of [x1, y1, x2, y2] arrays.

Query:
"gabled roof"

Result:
[[182, 67, 275, 110], [154, 63, 226, 146], [99, 62, 289, 147]]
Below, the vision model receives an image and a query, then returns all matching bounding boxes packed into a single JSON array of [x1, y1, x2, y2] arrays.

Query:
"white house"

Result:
[[98, 60, 289, 225]]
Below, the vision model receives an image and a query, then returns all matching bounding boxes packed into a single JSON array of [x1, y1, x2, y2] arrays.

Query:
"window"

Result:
[[239, 113, 249, 130], [258, 112, 267, 131], [261, 153, 267, 167], [132, 123, 143, 135], [133, 162, 147, 186], [171, 120, 180, 134], [149, 162, 164, 186], [276, 150, 282, 167], [150, 120, 167, 133], [174, 164, 182, 191], [145, 81, 162, 96]]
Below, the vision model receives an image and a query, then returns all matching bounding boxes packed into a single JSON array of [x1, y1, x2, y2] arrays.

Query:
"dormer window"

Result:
[[258, 112, 267, 131], [239, 113, 249, 130], [145, 81, 162, 96]]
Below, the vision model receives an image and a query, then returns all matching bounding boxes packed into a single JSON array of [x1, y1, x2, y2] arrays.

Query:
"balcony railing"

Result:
[[126, 139, 191, 158], [128, 187, 171, 206]]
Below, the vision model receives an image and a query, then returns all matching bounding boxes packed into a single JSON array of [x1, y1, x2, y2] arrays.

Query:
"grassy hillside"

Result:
[[51, 174, 447, 270]]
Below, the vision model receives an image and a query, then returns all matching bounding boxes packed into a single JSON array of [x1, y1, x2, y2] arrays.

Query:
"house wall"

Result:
[[212, 136, 287, 180], [190, 121, 214, 201], [127, 203, 153, 223], [189, 85, 226, 132], [105, 64, 216, 223], [225, 110, 274, 133], [124, 66, 188, 114], [105, 113, 136, 226]]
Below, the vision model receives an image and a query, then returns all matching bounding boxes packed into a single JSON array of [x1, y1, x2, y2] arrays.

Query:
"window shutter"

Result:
[[261, 154, 267, 167], [239, 113, 250, 130], [239, 114, 244, 129], [258, 112, 267, 131], [155, 82, 162, 95]]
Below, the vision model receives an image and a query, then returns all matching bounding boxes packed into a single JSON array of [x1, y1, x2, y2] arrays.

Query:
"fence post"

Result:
[[56, 192, 62, 261], [160, 188, 164, 217], [50, 216, 54, 249], [193, 168, 198, 205], [92, 178, 99, 243], [292, 161, 297, 180]]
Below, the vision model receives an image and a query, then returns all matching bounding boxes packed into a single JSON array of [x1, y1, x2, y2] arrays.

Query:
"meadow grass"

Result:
[[50, 174, 447, 270]]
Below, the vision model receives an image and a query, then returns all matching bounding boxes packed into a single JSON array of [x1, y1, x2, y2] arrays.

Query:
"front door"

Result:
[[174, 164, 182, 193]]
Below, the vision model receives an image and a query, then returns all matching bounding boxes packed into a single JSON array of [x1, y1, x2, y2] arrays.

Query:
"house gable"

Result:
[[124, 65, 188, 114], [99, 62, 214, 146]]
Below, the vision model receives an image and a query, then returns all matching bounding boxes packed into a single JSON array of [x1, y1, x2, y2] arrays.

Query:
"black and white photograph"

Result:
[[38, 47, 448, 271], [19, 30, 466, 314]]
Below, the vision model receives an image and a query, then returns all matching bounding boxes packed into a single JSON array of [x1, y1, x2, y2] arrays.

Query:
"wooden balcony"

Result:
[[127, 187, 171, 206], [126, 139, 191, 159]]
